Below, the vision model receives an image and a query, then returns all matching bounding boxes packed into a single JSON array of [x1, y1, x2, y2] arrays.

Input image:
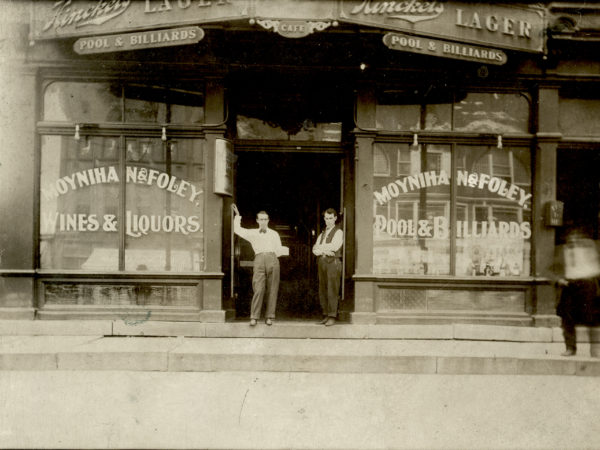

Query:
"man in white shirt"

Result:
[[234, 208, 285, 326], [312, 208, 344, 326]]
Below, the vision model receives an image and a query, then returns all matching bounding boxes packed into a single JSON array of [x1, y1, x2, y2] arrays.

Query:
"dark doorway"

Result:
[[557, 148, 600, 243], [232, 150, 342, 320]]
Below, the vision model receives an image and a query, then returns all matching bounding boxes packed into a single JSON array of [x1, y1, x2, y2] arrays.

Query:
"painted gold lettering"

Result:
[[519, 21, 532, 38], [469, 12, 482, 29], [158, 0, 172, 11], [486, 15, 498, 32], [503, 17, 515, 35], [456, 8, 466, 27], [395, 178, 408, 193], [352, 0, 443, 17], [506, 184, 519, 201], [518, 189, 532, 207], [145, 0, 157, 12]]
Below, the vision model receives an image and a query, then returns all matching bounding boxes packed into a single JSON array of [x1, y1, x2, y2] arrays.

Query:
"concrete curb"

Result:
[[1, 352, 598, 376], [0, 336, 598, 375], [1, 320, 598, 343]]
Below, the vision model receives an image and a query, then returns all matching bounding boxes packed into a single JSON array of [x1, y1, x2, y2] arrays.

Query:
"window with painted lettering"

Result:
[[372, 144, 532, 277], [40, 80, 206, 275], [39, 135, 205, 273], [455, 145, 531, 277], [124, 138, 204, 272], [40, 135, 120, 271], [373, 143, 451, 275]]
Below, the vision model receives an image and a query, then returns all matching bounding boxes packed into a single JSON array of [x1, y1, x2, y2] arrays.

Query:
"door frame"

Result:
[[224, 139, 353, 319]]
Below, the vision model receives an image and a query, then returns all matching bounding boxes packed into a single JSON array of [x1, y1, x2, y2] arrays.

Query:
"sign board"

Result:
[[214, 138, 235, 196], [32, 0, 250, 40], [383, 32, 507, 65], [341, 1, 545, 53], [255, 19, 333, 38], [74, 26, 204, 54], [31, 1, 544, 54]]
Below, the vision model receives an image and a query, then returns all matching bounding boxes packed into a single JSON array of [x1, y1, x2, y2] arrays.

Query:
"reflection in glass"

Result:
[[125, 139, 204, 272], [236, 115, 342, 141], [125, 98, 167, 123], [40, 135, 120, 270], [43, 82, 122, 122], [375, 90, 529, 133], [373, 143, 451, 275], [124, 84, 204, 124], [455, 146, 531, 277], [559, 97, 600, 137], [375, 104, 421, 131], [375, 90, 452, 131], [454, 92, 529, 133], [43, 81, 205, 125], [43, 283, 197, 306]]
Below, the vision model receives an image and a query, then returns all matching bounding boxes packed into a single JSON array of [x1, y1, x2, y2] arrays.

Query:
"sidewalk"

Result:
[[0, 320, 599, 376], [3, 370, 599, 449]]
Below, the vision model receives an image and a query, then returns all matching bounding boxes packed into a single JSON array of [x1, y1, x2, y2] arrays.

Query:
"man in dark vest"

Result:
[[312, 208, 343, 326]]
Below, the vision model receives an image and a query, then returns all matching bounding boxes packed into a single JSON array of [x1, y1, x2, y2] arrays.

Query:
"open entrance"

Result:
[[557, 147, 600, 242], [232, 149, 342, 320]]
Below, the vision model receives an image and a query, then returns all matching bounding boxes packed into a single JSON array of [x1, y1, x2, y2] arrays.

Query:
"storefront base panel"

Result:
[[41, 282, 201, 308], [533, 314, 562, 328], [36, 307, 226, 323], [376, 287, 526, 313], [350, 311, 532, 326], [374, 312, 533, 327], [0, 308, 36, 320], [0, 275, 34, 309], [33, 276, 227, 322], [352, 277, 535, 326]]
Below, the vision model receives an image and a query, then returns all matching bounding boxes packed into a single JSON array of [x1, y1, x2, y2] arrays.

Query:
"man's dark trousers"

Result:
[[251, 252, 279, 320], [318, 256, 341, 318]]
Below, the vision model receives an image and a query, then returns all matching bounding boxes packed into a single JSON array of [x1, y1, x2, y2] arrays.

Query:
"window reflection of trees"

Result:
[[43, 81, 204, 124], [375, 89, 529, 133]]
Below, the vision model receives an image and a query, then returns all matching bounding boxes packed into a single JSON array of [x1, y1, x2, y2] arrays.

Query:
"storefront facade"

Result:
[[1, 1, 599, 326]]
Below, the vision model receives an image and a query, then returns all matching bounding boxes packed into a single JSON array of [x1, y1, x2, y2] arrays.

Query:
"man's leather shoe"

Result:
[[265, 318, 273, 326], [324, 317, 336, 326], [249, 319, 257, 326], [561, 348, 576, 356], [317, 317, 328, 324]]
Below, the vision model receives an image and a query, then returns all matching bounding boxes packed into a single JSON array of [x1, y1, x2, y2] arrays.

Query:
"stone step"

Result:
[[0, 336, 598, 376], [0, 320, 598, 344]]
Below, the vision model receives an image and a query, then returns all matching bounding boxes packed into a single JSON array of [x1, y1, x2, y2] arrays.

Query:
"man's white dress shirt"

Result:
[[234, 216, 286, 256]]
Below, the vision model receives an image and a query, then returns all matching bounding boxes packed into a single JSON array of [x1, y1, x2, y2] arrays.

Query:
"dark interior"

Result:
[[557, 148, 600, 243], [233, 151, 342, 319]]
